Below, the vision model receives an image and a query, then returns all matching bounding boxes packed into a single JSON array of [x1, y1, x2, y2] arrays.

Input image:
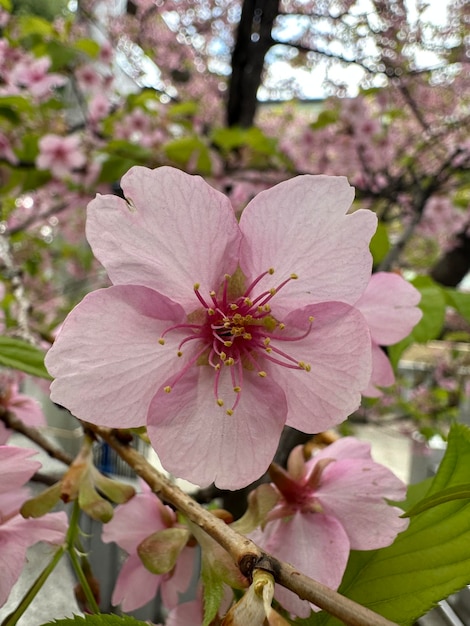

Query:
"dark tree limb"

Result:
[[226, 0, 279, 127], [431, 230, 470, 287]]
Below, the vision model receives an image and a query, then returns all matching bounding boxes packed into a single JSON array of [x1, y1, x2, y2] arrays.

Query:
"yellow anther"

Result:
[[224, 273, 231, 279], [233, 386, 241, 393], [214, 363, 221, 370], [268, 268, 275, 274], [298, 361, 312, 372], [223, 340, 233, 347], [243, 333, 252, 340], [220, 351, 227, 361], [210, 290, 216, 297], [266, 347, 272, 353], [158, 338, 165, 345], [258, 371, 267, 378], [177, 350, 183, 357], [193, 283, 200, 290], [226, 409, 234, 416], [263, 304, 271, 312], [263, 337, 271, 346], [217, 399, 224, 407], [208, 308, 215, 315], [164, 386, 172, 393], [305, 364, 311, 372], [269, 288, 276, 296], [244, 297, 253, 306], [308, 316, 314, 322], [225, 357, 235, 366], [230, 303, 238, 310], [290, 273, 298, 280], [279, 323, 285, 330]]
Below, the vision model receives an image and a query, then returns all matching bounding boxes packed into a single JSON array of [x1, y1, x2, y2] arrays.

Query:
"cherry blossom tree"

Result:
[[0, 1, 470, 625]]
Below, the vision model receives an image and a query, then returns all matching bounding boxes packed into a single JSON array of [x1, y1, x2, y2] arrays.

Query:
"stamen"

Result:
[[243, 268, 275, 298]]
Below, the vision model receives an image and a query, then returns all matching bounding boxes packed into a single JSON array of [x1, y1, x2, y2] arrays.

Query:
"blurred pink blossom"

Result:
[[36, 134, 86, 179], [0, 371, 47, 444], [251, 437, 409, 617], [46, 167, 377, 489], [8, 56, 66, 99], [355, 272, 422, 397]]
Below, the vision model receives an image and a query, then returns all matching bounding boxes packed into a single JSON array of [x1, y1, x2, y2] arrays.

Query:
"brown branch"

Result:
[[87, 423, 398, 626], [1, 411, 74, 466]]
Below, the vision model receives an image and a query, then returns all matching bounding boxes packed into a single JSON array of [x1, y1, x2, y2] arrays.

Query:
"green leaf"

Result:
[[18, 15, 55, 38], [444, 288, 470, 325], [0, 0, 12, 11], [410, 276, 446, 343], [201, 561, 225, 626], [41, 614, 149, 625], [298, 423, 470, 626], [403, 483, 470, 517], [310, 108, 338, 129], [73, 38, 100, 59], [0, 336, 51, 379], [370, 221, 390, 266], [164, 137, 212, 174]]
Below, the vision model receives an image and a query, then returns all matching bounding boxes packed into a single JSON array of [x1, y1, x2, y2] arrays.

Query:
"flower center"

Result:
[[158, 268, 313, 414]]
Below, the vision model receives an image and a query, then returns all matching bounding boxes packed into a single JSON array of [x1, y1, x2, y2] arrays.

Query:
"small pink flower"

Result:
[[0, 446, 68, 607], [0, 372, 47, 444], [101, 483, 194, 612], [355, 272, 422, 396], [9, 56, 65, 99], [88, 92, 111, 123], [46, 166, 377, 489], [251, 437, 409, 617], [36, 134, 86, 179]]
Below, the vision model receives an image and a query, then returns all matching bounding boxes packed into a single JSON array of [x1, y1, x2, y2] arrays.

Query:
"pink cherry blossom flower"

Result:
[[8, 56, 66, 100], [36, 134, 86, 179], [0, 371, 47, 444], [355, 272, 422, 397], [101, 483, 194, 612], [46, 166, 377, 489], [0, 446, 68, 607], [251, 437, 409, 618]]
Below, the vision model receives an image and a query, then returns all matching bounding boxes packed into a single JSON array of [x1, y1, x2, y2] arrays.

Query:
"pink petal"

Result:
[[0, 487, 30, 519], [0, 528, 27, 607], [355, 272, 422, 345], [86, 166, 241, 312], [239, 175, 377, 315], [46, 285, 186, 428], [165, 597, 203, 626], [161, 546, 196, 609], [256, 511, 350, 617], [0, 512, 68, 607], [316, 457, 409, 550], [147, 365, 287, 489], [9, 395, 46, 429], [111, 552, 162, 611], [308, 436, 372, 465], [362, 342, 396, 397], [0, 446, 41, 492], [102, 490, 172, 553], [269, 302, 371, 433]]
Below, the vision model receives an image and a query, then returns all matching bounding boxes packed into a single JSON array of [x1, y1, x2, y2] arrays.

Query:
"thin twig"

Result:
[[0, 411, 74, 466], [86, 423, 398, 626]]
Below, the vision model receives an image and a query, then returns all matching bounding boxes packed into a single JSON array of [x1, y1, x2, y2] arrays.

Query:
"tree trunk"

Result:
[[430, 231, 470, 287], [226, 0, 279, 127]]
